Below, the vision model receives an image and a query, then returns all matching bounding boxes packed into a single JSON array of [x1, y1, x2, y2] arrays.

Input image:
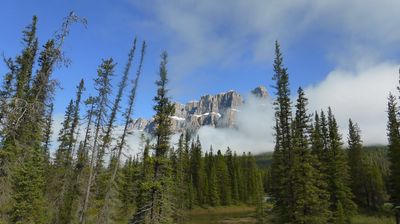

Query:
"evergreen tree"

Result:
[[130, 51, 175, 224], [215, 149, 231, 205], [363, 161, 386, 211], [50, 99, 75, 223], [190, 135, 203, 205], [0, 19, 39, 208], [99, 40, 146, 224], [205, 147, 220, 206], [270, 41, 294, 223], [347, 119, 367, 208], [117, 157, 140, 222], [131, 139, 153, 224], [225, 147, 239, 204], [291, 88, 330, 223], [238, 152, 249, 202], [51, 80, 85, 224], [0, 14, 84, 223], [80, 59, 115, 224], [43, 103, 53, 162], [326, 108, 356, 223], [387, 93, 400, 223], [10, 36, 58, 224]]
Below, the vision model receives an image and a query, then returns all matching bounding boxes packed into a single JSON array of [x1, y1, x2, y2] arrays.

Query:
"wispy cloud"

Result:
[[305, 63, 399, 146], [129, 0, 400, 78]]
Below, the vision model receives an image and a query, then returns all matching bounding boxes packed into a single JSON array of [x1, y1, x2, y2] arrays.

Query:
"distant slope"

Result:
[[253, 145, 388, 169], [254, 151, 274, 169]]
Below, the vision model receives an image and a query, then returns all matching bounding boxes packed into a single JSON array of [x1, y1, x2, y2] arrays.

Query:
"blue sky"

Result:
[[1, 0, 400, 146]]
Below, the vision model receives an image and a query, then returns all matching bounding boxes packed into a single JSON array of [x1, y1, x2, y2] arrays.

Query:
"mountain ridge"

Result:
[[130, 86, 269, 134]]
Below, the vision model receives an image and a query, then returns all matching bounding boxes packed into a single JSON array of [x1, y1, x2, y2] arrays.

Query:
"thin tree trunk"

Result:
[[79, 104, 104, 224]]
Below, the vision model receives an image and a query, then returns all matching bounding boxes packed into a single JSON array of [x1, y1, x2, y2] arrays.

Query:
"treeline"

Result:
[[0, 16, 264, 224], [268, 41, 400, 224], [170, 135, 263, 209]]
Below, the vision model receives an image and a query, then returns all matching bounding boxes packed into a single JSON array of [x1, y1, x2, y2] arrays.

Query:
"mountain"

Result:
[[130, 86, 269, 134]]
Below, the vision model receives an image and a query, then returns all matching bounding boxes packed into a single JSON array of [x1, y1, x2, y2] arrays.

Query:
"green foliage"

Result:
[[131, 51, 175, 224], [387, 93, 400, 206], [326, 108, 357, 222], [348, 119, 366, 207]]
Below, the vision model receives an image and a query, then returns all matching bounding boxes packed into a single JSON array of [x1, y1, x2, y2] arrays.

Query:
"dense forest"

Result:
[[0, 15, 400, 224]]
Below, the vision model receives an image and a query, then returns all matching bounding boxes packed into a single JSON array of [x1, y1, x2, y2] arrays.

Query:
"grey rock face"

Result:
[[131, 86, 268, 134], [251, 86, 269, 98]]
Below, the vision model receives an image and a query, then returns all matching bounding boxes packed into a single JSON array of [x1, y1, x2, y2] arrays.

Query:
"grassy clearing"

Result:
[[351, 214, 395, 224], [186, 205, 396, 224], [185, 205, 261, 224]]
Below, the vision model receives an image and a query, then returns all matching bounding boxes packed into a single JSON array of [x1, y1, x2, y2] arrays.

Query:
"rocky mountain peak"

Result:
[[251, 86, 269, 98], [130, 86, 268, 134]]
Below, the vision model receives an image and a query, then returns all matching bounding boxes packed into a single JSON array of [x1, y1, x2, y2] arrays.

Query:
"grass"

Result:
[[351, 214, 395, 224], [185, 205, 261, 224], [186, 205, 396, 224]]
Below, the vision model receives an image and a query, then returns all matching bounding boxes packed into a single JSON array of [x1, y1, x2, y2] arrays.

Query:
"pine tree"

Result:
[[225, 147, 239, 204], [184, 134, 193, 209], [246, 153, 265, 220], [363, 160, 386, 211], [99, 40, 146, 224], [0, 19, 39, 208], [69, 79, 85, 153], [1, 14, 83, 223], [131, 139, 153, 223], [51, 80, 85, 224], [387, 93, 400, 223], [205, 147, 220, 206], [117, 157, 140, 222], [15, 16, 38, 99], [270, 41, 294, 223], [0, 58, 16, 129], [190, 135, 203, 205], [215, 149, 231, 205], [347, 119, 367, 208], [130, 51, 175, 224], [80, 59, 115, 224], [239, 152, 249, 202], [326, 107, 356, 223], [291, 88, 330, 223], [10, 37, 59, 224], [43, 103, 53, 162], [48, 99, 75, 223]]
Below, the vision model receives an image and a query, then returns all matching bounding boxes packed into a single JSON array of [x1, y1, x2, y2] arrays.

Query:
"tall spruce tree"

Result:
[[43, 103, 53, 162], [326, 108, 356, 223], [2, 13, 84, 223], [387, 93, 400, 223], [225, 147, 239, 204], [347, 119, 367, 208], [270, 41, 294, 223], [205, 147, 220, 206], [131, 138, 153, 224], [130, 51, 175, 224], [190, 135, 204, 205], [98, 40, 146, 224], [80, 59, 115, 224], [215, 149, 231, 205], [291, 88, 330, 223]]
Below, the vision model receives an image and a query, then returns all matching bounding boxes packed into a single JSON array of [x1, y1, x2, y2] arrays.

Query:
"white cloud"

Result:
[[196, 63, 399, 152], [130, 0, 400, 78], [305, 63, 399, 146]]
